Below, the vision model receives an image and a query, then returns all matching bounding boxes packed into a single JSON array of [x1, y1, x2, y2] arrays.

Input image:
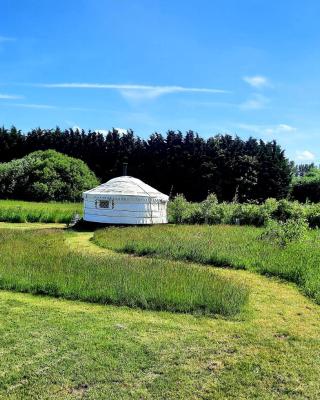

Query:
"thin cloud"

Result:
[[1, 103, 104, 111], [4, 102, 57, 109], [240, 93, 269, 110], [33, 82, 230, 100], [243, 75, 269, 88], [236, 123, 296, 136], [296, 150, 316, 161], [0, 93, 23, 99], [264, 124, 296, 135], [0, 36, 15, 43]]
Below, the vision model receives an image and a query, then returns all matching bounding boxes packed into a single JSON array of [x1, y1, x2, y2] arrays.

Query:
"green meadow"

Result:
[[0, 228, 248, 316], [0, 223, 320, 399], [94, 224, 320, 303], [0, 200, 82, 223]]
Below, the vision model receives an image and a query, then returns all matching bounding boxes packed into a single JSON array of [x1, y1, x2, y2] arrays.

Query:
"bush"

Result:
[[232, 203, 268, 226], [168, 194, 191, 223], [0, 150, 99, 202], [291, 168, 320, 203], [270, 199, 305, 222], [167, 196, 320, 228], [260, 218, 309, 247], [201, 193, 218, 223], [305, 203, 320, 228]]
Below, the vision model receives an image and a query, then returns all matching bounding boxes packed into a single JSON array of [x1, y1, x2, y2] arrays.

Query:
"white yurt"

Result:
[[83, 172, 169, 225]]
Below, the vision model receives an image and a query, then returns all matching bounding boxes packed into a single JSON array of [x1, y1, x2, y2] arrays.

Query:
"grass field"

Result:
[[0, 200, 82, 223], [94, 224, 320, 303], [1, 223, 320, 398], [1, 241, 320, 399], [0, 228, 248, 316]]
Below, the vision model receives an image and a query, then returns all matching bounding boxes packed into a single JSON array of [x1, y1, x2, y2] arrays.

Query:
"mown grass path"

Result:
[[67, 230, 320, 340], [1, 225, 320, 398]]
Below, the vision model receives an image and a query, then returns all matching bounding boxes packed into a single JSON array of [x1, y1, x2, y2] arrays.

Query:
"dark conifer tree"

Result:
[[0, 126, 293, 202]]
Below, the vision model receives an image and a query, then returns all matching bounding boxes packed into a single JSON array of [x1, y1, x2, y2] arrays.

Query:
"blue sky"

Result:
[[1, 0, 319, 163]]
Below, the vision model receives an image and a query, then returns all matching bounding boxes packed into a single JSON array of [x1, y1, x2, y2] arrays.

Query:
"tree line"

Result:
[[0, 126, 293, 202]]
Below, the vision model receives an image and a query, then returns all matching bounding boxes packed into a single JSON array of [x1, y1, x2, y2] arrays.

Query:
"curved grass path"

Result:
[[1, 225, 320, 398], [66, 231, 320, 339]]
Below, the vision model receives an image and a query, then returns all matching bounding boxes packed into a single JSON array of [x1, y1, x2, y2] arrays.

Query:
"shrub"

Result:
[[260, 218, 309, 247], [232, 203, 268, 226], [201, 193, 218, 223], [168, 194, 191, 223], [305, 203, 320, 228], [0, 150, 99, 202], [291, 168, 320, 203], [166, 197, 320, 229], [270, 199, 305, 222]]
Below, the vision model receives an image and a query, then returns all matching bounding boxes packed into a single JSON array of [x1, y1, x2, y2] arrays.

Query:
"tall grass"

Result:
[[0, 229, 249, 316], [0, 200, 82, 223], [93, 225, 320, 303]]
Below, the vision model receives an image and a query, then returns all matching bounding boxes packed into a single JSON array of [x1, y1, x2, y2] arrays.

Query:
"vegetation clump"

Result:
[[0, 150, 99, 202], [168, 195, 320, 228], [291, 167, 320, 203], [260, 218, 309, 247]]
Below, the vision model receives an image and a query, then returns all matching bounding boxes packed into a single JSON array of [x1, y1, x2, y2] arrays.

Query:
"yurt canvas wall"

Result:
[[83, 176, 168, 224]]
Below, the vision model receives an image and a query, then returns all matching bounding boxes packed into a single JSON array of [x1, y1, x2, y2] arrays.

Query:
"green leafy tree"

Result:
[[0, 150, 99, 201], [291, 167, 320, 202]]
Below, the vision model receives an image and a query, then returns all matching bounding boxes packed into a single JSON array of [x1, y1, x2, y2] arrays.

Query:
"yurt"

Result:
[[83, 173, 169, 225]]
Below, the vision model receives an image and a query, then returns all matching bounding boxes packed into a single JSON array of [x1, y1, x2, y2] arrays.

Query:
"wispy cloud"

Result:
[[0, 36, 15, 43], [0, 93, 23, 100], [236, 123, 296, 136], [3, 102, 57, 109], [264, 124, 296, 135], [33, 82, 230, 100], [296, 150, 316, 161], [240, 93, 269, 110], [243, 75, 270, 88], [1, 103, 105, 111], [182, 95, 269, 111]]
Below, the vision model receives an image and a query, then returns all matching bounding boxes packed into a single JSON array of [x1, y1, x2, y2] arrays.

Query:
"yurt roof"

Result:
[[84, 176, 169, 200]]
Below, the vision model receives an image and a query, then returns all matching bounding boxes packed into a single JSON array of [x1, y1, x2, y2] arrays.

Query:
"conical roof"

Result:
[[84, 176, 169, 200]]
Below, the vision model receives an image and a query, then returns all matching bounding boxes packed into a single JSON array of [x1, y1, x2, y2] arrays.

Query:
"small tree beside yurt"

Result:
[[0, 150, 99, 202]]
